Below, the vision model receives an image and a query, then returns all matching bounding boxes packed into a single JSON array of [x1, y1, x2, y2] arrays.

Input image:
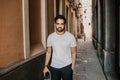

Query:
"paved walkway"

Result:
[[73, 38, 106, 80]]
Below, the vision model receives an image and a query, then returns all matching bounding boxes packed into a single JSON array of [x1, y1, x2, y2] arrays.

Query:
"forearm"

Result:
[[71, 46, 77, 70], [43, 50, 52, 76], [45, 51, 51, 66], [72, 52, 76, 70]]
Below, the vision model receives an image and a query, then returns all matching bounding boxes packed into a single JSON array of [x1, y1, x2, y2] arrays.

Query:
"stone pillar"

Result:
[[47, 0, 54, 34], [59, 0, 62, 14], [76, 8, 81, 38], [103, 0, 116, 72], [22, 0, 30, 58], [92, 0, 98, 49], [41, 0, 47, 48], [119, 6, 120, 69], [97, 0, 104, 64], [62, 0, 65, 16], [54, 0, 56, 16]]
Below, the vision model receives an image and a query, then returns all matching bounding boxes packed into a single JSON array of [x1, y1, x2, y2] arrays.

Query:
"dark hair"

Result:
[[54, 15, 66, 24]]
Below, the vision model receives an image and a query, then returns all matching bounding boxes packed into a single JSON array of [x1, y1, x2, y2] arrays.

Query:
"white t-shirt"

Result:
[[47, 31, 77, 68]]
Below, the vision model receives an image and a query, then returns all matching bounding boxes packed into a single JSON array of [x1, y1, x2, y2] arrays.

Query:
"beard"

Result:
[[56, 27, 65, 32]]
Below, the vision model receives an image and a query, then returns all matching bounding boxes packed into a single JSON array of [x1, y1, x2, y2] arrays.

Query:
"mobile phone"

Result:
[[45, 72, 50, 79]]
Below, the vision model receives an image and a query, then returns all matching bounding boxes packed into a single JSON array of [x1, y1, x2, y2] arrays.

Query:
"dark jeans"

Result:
[[50, 64, 73, 80]]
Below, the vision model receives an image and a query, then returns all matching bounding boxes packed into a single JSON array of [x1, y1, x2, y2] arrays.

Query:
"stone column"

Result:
[[119, 6, 120, 68], [41, 0, 47, 48], [97, 0, 104, 64], [76, 8, 81, 38], [92, 0, 98, 49], [22, 0, 30, 58], [47, 0, 54, 34], [59, 0, 62, 14], [103, 0, 116, 72]]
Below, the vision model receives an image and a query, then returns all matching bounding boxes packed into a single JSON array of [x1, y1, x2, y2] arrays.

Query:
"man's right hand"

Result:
[[43, 66, 50, 77]]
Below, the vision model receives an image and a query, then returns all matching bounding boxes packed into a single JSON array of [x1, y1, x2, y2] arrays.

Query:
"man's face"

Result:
[[55, 19, 65, 32]]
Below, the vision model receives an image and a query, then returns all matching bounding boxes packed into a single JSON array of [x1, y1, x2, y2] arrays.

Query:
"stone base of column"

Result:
[[97, 42, 103, 55], [97, 43, 104, 66], [103, 49, 115, 72], [92, 38, 97, 49]]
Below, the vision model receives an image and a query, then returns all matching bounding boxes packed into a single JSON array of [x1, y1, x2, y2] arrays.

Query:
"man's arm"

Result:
[[71, 46, 77, 71], [43, 47, 52, 76], [45, 47, 52, 66]]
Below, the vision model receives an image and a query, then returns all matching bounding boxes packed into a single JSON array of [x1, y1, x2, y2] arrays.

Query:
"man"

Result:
[[43, 15, 77, 80]]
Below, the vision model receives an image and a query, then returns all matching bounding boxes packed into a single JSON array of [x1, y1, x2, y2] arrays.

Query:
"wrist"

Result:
[[44, 65, 48, 67]]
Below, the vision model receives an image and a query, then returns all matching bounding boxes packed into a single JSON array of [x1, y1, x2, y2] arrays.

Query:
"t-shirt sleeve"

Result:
[[47, 36, 52, 47], [70, 35, 77, 47]]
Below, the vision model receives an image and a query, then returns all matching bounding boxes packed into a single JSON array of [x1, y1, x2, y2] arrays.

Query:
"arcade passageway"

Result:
[[0, 0, 120, 80]]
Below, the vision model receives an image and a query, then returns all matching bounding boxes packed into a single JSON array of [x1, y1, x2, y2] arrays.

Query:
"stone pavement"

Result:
[[73, 38, 106, 80]]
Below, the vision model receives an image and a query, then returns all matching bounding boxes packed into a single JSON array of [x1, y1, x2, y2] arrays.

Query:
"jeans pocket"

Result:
[[67, 65, 73, 73]]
